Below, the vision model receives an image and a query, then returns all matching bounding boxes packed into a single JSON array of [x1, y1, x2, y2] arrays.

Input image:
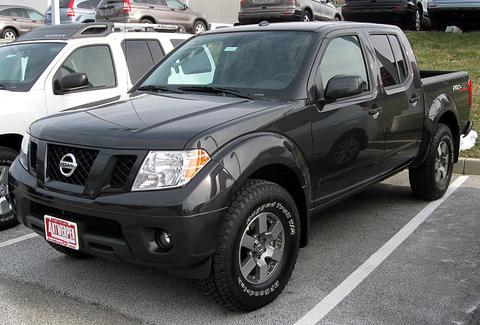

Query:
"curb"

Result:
[[454, 158, 480, 176]]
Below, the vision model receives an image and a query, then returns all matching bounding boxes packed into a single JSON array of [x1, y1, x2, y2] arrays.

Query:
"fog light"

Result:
[[155, 230, 173, 251]]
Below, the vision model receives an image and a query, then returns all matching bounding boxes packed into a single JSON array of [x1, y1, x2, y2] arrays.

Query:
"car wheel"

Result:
[[302, 10, 312, 22], [0, 147, 19, 231], [2, 28, 17, 41], [334, 15, 341, 22], [410, 6, 422, 31], [409, 124, 455, 200], [47, 241, 91, 259], [140, 18, 154, 24], [201, 179, 300, 311], [194, 21, 207, 34]]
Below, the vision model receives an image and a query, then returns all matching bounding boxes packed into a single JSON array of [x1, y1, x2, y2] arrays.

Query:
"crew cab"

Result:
[[9, 22, 473, 311], [0, 22, 190, 230], [342, 0, 430, 31]]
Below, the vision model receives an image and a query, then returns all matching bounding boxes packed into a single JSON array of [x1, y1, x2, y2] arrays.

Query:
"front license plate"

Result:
[[44, 215, 79, 250]]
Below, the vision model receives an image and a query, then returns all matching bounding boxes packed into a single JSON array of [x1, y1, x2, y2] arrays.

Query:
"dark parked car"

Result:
[[0, 5, 43, 40], [238, 0, 342, 24], [10, 22, 473, 311], [342, 0, 430, 31], [428, 0, 480, 31], [44, 0, 99, 25], [96, 0, 208, 34]]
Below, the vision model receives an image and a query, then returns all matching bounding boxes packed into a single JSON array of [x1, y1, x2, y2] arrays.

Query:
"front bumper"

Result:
[[9, 158, 237, 279]]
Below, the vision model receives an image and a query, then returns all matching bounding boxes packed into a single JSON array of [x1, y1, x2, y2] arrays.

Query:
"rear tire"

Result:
[[1, 28, 17, 41], [409, 124, 455, 200], [0, 147, 19, 231], [47, 241, 91, 259], [200, 179, 300, 311], [409, 6, 422, 31], [301, 10, 312, 22]]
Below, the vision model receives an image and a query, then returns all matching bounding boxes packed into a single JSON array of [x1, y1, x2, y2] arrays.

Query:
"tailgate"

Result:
[[97, 0, 123, 18]]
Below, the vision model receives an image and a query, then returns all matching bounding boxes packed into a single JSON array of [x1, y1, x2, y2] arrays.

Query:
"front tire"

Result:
[[409, 124, 455, 200], [302, 10, 313, 22], [193, 20, 207, 34], [2, 28, 17, 41], [0, 147, 19, 230], [409, 6, 422, 31], [201, 179, 300, 311]]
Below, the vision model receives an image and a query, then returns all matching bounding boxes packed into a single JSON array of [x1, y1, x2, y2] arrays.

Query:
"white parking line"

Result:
[[296, 175, 469, 325], [0, 233, 38, 249]]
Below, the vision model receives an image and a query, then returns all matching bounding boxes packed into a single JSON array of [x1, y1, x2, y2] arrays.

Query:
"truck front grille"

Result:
[[47, 144, 98, 186]]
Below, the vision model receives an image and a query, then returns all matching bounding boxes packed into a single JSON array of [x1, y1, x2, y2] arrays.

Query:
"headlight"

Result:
[[132, 149, 210, 191], [19, 133, 31, 170]]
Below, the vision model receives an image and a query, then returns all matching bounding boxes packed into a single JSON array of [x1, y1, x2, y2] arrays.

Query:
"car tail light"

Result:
[[66, 0, 75, 17], [468, 79, 473, 109], [123, 0, 132, 14]]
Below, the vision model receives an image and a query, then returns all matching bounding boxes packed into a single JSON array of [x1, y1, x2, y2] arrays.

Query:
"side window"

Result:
[[122, 40, 154, 84], [3, 8, 27, 18], [371, 35, 400, 87], [27, 10, 44, 20], [147, 40, 165, 63], [319, 35, 369, 92], [388, 35, 409, 83], [56, 45, 116, 90], [77, 1, 94, 9], [167, 0, 185, 9], [171, 38, 186, 48]]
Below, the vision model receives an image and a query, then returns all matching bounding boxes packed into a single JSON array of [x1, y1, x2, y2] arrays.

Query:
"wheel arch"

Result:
[[140, 16, 156, 23], [214, 133, 312, 247], [0, 133, 23, 153], [1, 26, 18, 36]]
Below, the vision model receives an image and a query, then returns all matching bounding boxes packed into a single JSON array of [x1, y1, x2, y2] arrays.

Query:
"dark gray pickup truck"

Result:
[[9, 22, 473, 311]]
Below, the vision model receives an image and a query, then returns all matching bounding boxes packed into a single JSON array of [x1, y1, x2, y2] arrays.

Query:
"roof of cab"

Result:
[[203, 21, 400, 35]]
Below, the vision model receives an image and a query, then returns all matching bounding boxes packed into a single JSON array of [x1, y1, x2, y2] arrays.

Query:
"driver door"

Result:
[[45, 45, 120, 115]]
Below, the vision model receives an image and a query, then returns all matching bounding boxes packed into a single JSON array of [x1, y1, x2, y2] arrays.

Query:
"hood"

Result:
[[30, 93, 278, 150]]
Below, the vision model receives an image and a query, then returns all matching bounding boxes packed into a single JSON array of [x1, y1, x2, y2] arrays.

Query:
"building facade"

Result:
[[13, 0, 49, 12]]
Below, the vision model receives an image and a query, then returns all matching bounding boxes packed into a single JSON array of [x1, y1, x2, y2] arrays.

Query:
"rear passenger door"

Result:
[[122, 39, 165, 84], [368, 32, 424, 171], [311, 31, 386, 202]]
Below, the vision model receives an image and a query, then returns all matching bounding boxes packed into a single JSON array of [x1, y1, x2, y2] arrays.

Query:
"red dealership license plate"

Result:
[[44, 215, 79, 250]]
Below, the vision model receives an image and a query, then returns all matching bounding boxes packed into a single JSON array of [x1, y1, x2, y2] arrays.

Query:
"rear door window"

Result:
[[26, 9, 44, 20], [371, 35, 400, 87], [55, 45, 116, 90], [123, 39, 165, 83], [388, 35, 409, 83], [2, 8, 27, 18]]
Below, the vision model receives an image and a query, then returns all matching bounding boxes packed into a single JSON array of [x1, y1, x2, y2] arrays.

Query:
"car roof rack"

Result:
[[16, 22, 186, 42]]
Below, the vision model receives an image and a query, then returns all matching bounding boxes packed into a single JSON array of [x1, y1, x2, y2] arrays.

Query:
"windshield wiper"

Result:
[[136, 85, 185, 94], [178, 86, 255, 100]]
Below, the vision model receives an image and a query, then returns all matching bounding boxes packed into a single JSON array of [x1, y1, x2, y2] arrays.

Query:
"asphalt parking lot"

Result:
[[1, 171, 479, 325]]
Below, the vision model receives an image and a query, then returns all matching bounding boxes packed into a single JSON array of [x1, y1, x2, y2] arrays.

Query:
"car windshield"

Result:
[[139, 31, 315, 100], [0, 42, 65, 92]]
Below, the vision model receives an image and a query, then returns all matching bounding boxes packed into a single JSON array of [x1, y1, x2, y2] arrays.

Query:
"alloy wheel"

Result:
[[415, 10, 421, 31], [238, 212, 285, 285], [303, 14, 310, 22], [195, 23, 206, 34], [4, 31, 16, 40], [434, 139, 450, 184]]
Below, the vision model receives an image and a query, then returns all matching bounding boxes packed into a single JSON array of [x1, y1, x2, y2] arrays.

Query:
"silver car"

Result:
[[238, 0, 342, 24], [44, 0, 100, 24], [0, 5, 44, 40]]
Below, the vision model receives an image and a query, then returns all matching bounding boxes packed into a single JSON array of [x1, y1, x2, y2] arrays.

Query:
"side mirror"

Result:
[[55, 73, 89, 94], [324, 74, 367, 102]]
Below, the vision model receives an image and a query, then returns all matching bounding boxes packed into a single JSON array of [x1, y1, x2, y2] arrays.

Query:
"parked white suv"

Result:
[[0, 22, 190, 229]]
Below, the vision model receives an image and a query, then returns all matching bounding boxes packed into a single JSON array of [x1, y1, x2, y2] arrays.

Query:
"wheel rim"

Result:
[[0, 166, 13, 217], [195, 24, 205, 34], [334, 138, 359, 165], [415, 10, 421, 31], [4, 31, 15, 40], [434, 139, 450, 184], [238, 212, 285, 285], [303, 14, 310, 22]]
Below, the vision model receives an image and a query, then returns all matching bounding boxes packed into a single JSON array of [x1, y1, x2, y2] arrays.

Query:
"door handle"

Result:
[[409, 95, 419, 104], [368, 105, 383, 119]]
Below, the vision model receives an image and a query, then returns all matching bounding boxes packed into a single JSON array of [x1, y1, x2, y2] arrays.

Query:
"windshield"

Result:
[[139, 31, 315, 100], [0, 42, 65, 92]]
